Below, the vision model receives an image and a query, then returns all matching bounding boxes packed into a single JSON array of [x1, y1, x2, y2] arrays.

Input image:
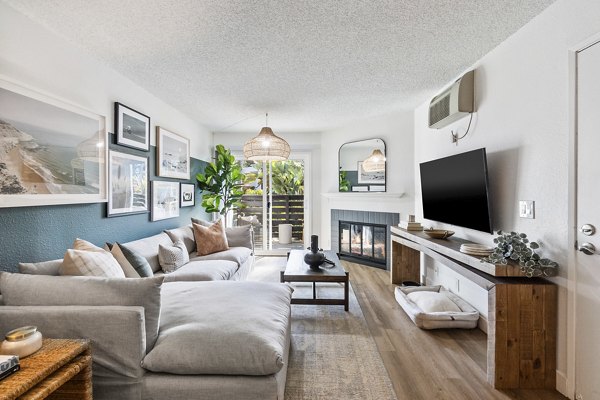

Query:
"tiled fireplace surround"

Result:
[[331, 209, 400, 270]]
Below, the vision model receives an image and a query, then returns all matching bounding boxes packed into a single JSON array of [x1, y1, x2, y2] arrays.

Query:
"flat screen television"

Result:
[[419, 148, 493, 233]]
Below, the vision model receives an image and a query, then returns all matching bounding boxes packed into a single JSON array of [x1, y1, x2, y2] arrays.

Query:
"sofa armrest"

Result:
[[0, 305, 147, 379]]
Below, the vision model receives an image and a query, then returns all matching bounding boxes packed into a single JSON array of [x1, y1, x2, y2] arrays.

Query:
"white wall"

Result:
[[213, 130, 322, 242], [0, 3, 211, 160], [320, 110, 415, 247], [413, 0, 600, 395]]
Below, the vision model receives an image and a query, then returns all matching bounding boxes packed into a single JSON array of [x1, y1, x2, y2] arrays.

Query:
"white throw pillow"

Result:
[[158, 240, 190, 273], [407, 291, 461, 313], [59, 238, 125, 278]]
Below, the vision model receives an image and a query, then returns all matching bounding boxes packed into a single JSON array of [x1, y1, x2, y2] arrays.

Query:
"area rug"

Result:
[[249, 257, 397, 400]]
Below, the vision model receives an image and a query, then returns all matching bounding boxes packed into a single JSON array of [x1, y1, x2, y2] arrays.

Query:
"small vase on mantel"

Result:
[[304, 235, 325, 270]]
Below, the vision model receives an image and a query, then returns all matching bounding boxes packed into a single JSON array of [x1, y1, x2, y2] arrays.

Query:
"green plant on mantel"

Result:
[[482, 231, 559, 278], [339, 169, 350, 192], [196, 144, 245, 216]]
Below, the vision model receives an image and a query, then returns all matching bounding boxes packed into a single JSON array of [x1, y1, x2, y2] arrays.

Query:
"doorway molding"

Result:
[[566, 31, 600, 399]]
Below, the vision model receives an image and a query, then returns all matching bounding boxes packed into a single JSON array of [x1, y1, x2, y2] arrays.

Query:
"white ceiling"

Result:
[[4, 0, 555, 133]]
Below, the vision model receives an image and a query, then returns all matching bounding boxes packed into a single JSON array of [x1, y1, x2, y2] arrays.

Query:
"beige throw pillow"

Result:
[[192, 221, 229, 256], [60, 238, 125, 278], [191, 217, 254, 250], [158, 240, 190, 273]]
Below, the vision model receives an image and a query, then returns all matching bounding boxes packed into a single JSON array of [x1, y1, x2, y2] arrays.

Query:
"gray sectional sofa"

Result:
[[0, 224, 293, 400]]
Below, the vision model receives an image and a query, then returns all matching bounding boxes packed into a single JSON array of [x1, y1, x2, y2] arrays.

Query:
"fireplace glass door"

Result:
[[339, 221, 386, 267]]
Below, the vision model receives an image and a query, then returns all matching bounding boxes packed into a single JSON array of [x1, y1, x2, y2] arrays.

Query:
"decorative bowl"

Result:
[[423, 229, 455, 239]]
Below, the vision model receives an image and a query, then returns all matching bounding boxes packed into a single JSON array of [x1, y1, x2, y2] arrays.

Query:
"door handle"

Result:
[[580, 224, 596, 236], [578, 242, 596, 255]]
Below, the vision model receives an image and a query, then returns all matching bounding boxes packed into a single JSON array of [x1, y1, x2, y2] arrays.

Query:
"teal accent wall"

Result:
[[0, 138, 209, 272]]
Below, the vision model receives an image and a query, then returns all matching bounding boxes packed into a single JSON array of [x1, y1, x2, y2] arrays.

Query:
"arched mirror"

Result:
[[338, 138, 386, 192]]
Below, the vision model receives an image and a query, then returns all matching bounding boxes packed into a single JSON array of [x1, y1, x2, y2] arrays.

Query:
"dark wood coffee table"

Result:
[[280, 250, 349, 311]]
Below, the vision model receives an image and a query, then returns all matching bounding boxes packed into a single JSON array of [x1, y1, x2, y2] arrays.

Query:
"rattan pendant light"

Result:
[[361, 149, 386, 172], [243, 113, 290, 161]]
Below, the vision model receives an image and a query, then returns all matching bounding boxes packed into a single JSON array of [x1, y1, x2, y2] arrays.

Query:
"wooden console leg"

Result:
[[390, 239, 420, 285], [344, 272, 349, 311]]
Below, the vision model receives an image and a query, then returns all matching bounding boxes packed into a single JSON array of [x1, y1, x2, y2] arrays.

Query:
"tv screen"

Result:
[[419, 148, 492, 233]]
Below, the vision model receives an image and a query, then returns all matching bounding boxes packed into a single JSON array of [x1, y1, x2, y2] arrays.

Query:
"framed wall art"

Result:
[[180, 183, 195, 207], [151, 180, 180, 221], [107, 150, 148, 217], [0, 78, 107, 208], [114, 102, 150, 151], [357, 161, 385, 184], [156, 127, 190, 179]]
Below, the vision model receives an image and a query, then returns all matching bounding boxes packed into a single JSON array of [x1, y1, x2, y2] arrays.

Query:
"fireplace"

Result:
[[339, 221, 386, 267], [331, 209, 399, 270]]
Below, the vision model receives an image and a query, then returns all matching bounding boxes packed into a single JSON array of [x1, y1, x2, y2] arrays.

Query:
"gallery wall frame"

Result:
[[180, 182, 195, 207], [156, 127, 190, 179], [114, 102, 150, 151], [107, 150, 148, 217], [151, 180, 180, 221], [0, 77, 107, 208]]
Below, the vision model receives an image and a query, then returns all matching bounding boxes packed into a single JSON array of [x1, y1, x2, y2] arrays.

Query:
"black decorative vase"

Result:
[[304, 235, 325, 270]]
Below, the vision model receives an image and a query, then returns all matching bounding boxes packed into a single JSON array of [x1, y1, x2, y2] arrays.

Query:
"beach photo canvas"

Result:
[[157, 127, 190, 179], [108, 150, 148, 217], [0, 79, 106, 208], [151, 180, 180, 221], [115, 102, 150, 151]]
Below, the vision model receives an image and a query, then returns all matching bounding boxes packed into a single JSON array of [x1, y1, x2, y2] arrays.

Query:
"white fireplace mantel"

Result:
[[321, 192, 406, 214], [322, 192, 405, 201]]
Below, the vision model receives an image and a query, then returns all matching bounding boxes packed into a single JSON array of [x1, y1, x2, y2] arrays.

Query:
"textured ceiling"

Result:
[[4, 0, 555, 133]]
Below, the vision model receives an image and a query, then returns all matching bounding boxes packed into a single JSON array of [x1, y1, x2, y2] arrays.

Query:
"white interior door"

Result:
[[574, 40, 600, 400]]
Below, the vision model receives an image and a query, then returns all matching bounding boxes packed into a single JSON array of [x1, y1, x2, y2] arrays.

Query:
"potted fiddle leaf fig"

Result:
[[482, 230, 559, 278], [196, 144, 245, 217]]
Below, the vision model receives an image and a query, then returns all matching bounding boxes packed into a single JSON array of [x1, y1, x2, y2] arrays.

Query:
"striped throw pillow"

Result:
[[59, 238, 125, 278]]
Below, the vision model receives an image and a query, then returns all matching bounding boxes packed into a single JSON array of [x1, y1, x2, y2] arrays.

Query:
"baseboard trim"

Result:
[[556, 371, 569, 398], [477, 315, 488, 334]]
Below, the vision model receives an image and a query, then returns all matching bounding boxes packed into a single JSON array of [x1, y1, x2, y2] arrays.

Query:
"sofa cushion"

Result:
[[164, 226, 196, 254], [155, 260, 239, 282], [190, 246, 252, 267], [158, 240, 189, 273], [142, 281, 292, 375], [0, 273, 164, 352], [60, 239, 125, 278], [120, 232, 174, 273], [192, 221, 229, 256], [18, 259, 62, 275]]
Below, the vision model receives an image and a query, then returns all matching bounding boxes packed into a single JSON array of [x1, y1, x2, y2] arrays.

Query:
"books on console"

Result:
[[398, 221, 423, 231], [0, 355, 20, 381]]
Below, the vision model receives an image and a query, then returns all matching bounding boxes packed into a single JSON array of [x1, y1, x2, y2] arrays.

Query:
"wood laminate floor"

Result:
[[343, 261, 568, 400]]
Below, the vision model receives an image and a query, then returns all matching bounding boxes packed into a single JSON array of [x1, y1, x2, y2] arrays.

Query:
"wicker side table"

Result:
[[0, 339, 92, 400]]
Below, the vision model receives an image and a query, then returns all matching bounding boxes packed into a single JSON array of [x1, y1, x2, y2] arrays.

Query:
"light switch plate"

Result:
[[519, 200, 535, 219]]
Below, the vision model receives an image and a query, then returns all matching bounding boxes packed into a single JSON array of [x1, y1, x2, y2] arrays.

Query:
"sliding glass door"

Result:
[[233, 153, 309, 255]]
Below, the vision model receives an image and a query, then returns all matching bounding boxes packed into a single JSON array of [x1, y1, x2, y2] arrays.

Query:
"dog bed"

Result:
[[394, 285, 479, 329]]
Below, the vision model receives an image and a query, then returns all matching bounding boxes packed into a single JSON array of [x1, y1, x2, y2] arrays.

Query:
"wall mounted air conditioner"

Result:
[[428, 70, 474, 129]]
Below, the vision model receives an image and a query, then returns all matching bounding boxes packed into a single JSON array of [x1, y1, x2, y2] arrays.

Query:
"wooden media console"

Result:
[[390, 226, 557, 390]]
